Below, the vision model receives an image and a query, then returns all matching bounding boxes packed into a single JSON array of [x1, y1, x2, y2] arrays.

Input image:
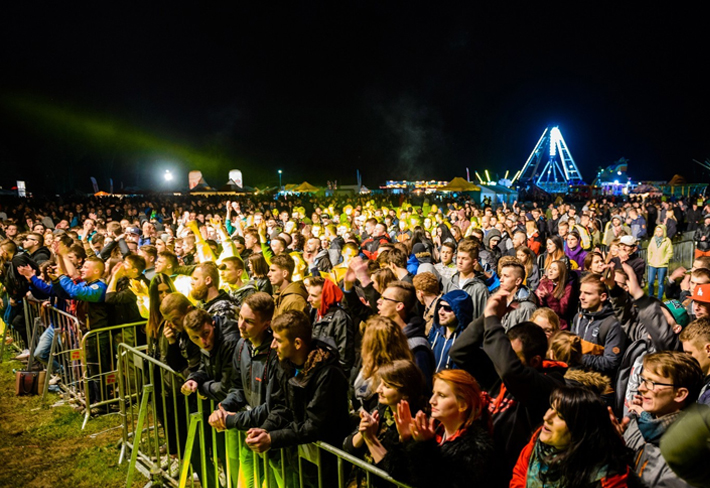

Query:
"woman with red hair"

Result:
[[392, 369, 497, 487]]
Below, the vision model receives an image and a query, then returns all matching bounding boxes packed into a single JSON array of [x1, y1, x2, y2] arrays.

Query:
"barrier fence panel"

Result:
[[116, 343, 413, 488], [0, 297, 39, 361], [42, 305, 85, 402], [24, 296, 48, 360], [80, 321, 147, 429]]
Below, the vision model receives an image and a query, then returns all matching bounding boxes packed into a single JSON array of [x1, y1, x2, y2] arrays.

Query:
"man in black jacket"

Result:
[[245, 310, 350, 487], [181, 307, 238, 488], [209, 292, 281, 488]]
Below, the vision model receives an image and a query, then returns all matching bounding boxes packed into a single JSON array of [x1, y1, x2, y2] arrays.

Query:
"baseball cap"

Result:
[[663, 299, 690, 328], [691, 283, 710, 304], [127, 227, 141, 236], [620, 235, 637, 246]]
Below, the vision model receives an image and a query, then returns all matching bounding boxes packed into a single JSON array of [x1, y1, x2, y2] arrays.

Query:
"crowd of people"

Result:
[[2, 192, 710, 488]]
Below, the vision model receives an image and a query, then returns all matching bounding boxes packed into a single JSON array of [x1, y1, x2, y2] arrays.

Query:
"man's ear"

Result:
[[529, 355, 543, 369], [294, 337, 303, 350], [674, 387, 690, 405]]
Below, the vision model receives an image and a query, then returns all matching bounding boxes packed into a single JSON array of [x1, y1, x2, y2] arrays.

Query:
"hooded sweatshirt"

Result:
[[647, 224, 673, 268], [428, 289, 474, 371]]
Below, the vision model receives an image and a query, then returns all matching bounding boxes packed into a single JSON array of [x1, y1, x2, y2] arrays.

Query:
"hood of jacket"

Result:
[[434, 289, 473, 331], [318, 279, 343, 317], [483, 228, 501, 248], [289, 337, 340, 387], [511, 285, 535, 304], [281, 280, 308, 300], [654, 224, 668, 239], [579, 301, 615, 321]]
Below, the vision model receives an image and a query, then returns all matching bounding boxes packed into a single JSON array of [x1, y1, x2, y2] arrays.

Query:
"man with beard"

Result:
[[190, 262, 238, 336]]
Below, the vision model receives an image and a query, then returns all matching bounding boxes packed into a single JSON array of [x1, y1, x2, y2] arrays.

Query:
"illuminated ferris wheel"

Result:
[[516, 126, 584, 194]]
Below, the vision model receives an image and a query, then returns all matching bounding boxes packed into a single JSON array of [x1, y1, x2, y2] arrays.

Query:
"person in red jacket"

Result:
[[511, 385, 632, 488]]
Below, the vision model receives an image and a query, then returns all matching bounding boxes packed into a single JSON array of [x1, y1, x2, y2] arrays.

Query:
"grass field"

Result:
[[0, 348, 145, 488]]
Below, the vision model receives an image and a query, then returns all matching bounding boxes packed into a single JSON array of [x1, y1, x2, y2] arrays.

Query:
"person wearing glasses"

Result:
[[622, 351, 703, 487], [22, 232, 51, 264], [428, 289, 473, 372]]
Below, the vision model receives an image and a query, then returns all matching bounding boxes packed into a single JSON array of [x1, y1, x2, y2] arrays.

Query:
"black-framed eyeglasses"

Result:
[[380, 296, 400, 304], [440, 304, 453, 312], [640, 377, 678, 391]]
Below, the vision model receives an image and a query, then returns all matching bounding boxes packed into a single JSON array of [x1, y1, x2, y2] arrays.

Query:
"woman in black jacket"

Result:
[[392, 369, 498, 488]]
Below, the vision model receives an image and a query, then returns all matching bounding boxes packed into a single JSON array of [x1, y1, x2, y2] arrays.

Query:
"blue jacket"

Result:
[[428, 289, 473, 371], [54, 276, 109, 329]]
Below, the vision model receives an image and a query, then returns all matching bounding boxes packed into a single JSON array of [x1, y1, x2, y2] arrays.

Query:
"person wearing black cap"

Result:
[[694, 213, 710, 258]]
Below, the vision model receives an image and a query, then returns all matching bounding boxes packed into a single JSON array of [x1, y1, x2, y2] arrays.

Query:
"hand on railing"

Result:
[[245, 428, 272, 453], [208, 404, 235, 432], [181, 380, 198, 396]]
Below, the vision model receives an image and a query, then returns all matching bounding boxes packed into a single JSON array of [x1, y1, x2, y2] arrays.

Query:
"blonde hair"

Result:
[[548, 331, 583, 367], [360, 316, 413, 380]]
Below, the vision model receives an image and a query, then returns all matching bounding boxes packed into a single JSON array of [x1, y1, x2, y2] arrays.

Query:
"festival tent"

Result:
[[484, 184, 518, 205], [440, 177, 480, 192], [294, 181, 320, 193], [477, 185, 497, 205]]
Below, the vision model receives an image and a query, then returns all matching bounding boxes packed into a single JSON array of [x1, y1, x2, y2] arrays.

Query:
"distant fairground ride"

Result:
[[515, 126, 584, 194]]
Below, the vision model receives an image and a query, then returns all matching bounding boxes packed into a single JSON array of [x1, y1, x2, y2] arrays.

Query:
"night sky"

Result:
[[1, 4, 709, 194]]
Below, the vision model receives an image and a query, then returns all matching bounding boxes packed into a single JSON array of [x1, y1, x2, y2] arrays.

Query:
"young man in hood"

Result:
[[268, 253, 308, 318], [22, 232, 51, 264], [428, 289, 473, 371], [571, 274, 626, 376]]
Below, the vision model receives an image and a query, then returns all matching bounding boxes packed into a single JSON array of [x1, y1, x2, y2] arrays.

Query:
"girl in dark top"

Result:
[[343, 359, 427, 487]]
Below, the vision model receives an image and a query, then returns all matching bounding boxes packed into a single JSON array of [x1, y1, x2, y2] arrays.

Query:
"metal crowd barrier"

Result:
[[79, 320, 146, 429], [43, 305, 85, 402], [116, 343, 412, 488], [638, 237, 695, 280], [0, 297, 39, 361]]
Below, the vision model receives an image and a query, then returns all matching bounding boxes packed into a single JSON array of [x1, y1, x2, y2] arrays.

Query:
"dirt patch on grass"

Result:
[[0, 351, 145, 488]]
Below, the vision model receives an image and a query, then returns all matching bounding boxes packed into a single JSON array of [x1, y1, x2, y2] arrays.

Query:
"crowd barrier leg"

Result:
[[126, 384, 154, 488]]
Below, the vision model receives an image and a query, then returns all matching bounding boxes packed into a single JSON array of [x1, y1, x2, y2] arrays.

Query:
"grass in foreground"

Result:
[[0, 349, 145, 488]]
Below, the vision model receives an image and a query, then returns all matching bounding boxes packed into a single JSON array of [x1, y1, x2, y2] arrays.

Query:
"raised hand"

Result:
[[358, 409, 380, 440], [410, 411, 436, 442], [394, 400, 414, 442]]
